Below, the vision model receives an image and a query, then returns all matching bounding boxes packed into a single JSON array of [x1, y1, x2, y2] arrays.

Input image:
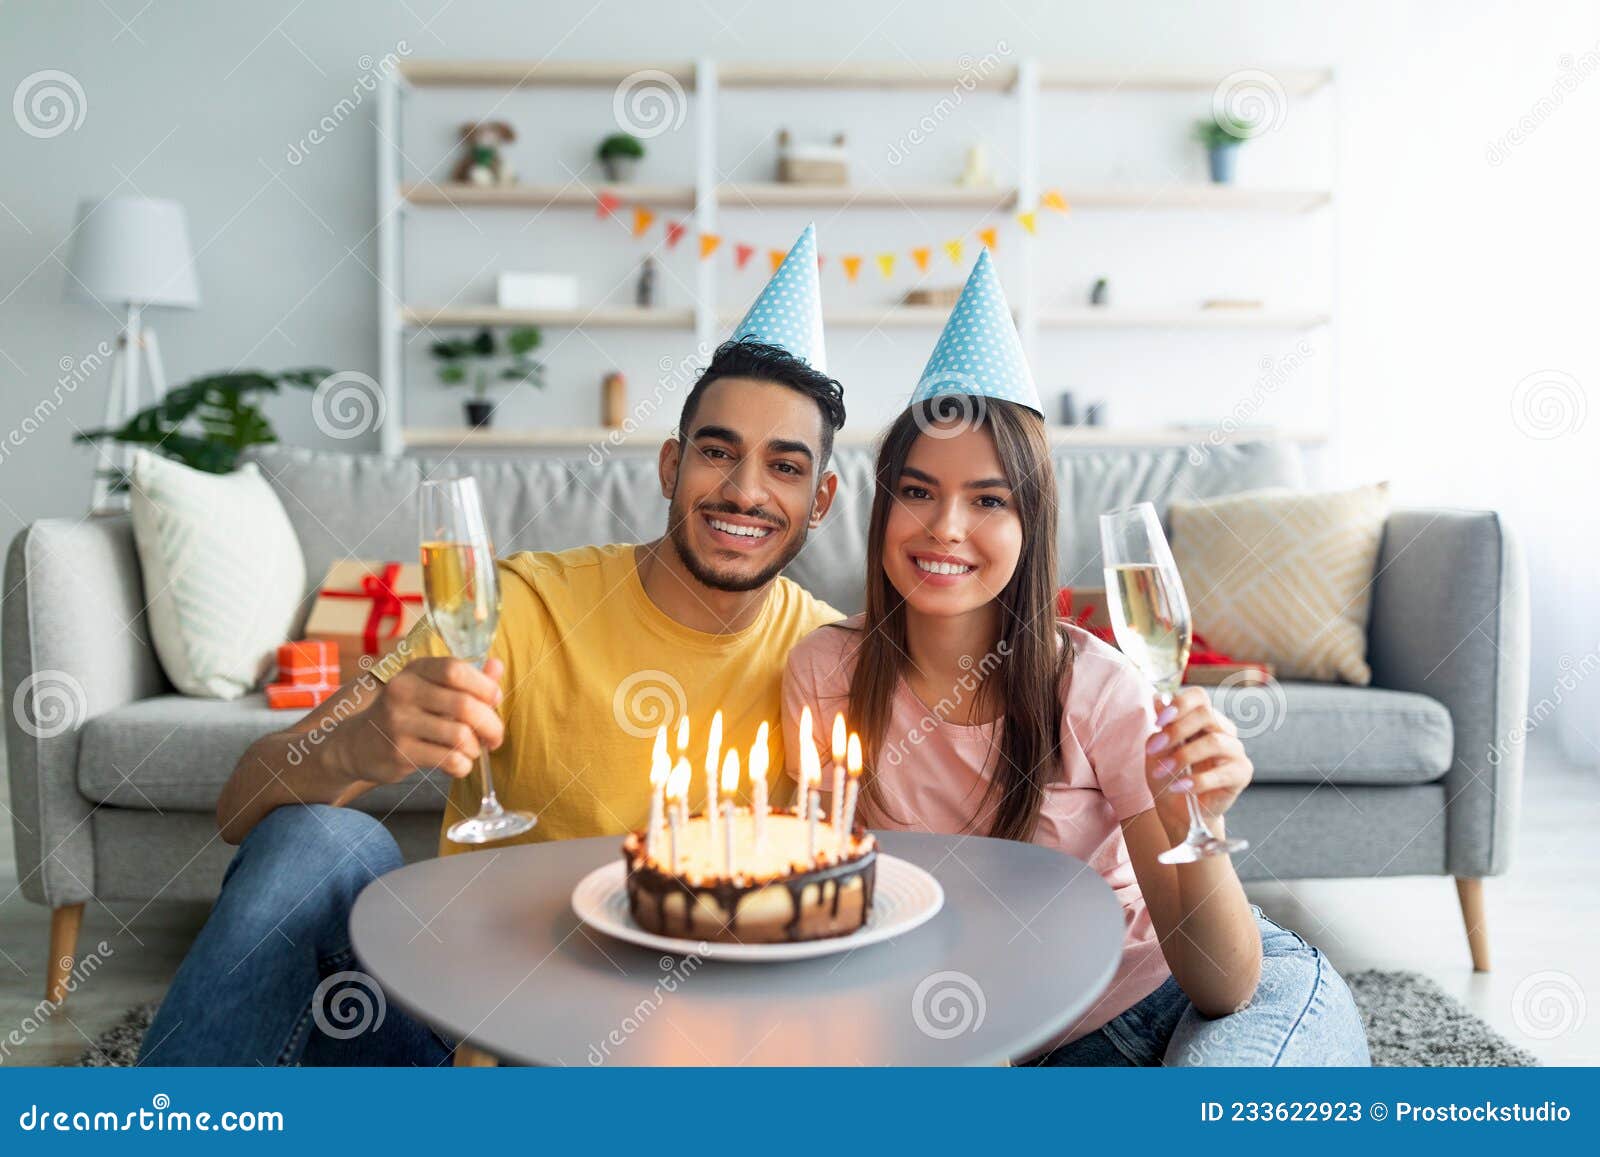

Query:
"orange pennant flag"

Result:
[[875, 253, 896, 279], [911, 246, 931, 273], [735, 243, 755, 269], [1041, 189, 1069, 213], [943, 239, 964, 265], [699, 233, 722, 259], [841, 255, 862, 282], [665, 221, 687, 248], [769, 249, 787, 274], [631, 207, 656, 237], [1016, 210, 1038, 235], [976, 226, 998, 251], [595, 192, 622, 219]]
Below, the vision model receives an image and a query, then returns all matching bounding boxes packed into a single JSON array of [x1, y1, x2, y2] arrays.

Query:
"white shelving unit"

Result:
[[377, 59, 1335, 455]]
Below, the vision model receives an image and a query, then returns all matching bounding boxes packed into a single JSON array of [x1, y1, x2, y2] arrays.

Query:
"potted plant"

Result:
[[1193, 115, 1258, 184], [430, 326, 545, 428], [597, 132, 644, 182]]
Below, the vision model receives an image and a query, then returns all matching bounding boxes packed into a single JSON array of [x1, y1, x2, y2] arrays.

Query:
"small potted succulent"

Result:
[[431, 326, 544, 428], [597, 132, 644, 182], [1193, 115, 1259, 184]]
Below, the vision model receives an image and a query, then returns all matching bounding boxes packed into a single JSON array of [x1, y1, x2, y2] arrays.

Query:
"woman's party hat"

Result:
[[908, 249, 1041, 416]]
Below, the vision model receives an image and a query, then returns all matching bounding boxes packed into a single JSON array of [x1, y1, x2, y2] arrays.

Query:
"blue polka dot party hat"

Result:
[[728, 223, 826, 373], [908, 248, 1041, 416]]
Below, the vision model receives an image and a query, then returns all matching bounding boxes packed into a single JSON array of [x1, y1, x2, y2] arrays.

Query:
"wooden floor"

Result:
[[2, 738, 1596, 1066]]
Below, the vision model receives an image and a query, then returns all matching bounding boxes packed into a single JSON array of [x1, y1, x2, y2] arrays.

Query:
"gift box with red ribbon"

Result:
[[1056, 587, 1274, 686], [265, 641, 340, 710], [303, 560, 426, 683]]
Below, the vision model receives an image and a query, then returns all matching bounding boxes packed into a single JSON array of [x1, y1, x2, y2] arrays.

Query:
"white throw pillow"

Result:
[[129, 450, 307, 698]]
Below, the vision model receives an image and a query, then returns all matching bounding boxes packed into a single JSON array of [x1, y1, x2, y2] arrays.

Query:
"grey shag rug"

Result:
[[71, 970, 1538, 1067]]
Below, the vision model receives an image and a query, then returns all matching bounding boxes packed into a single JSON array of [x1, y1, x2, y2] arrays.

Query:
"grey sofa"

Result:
[[4, 439, 1528, 1002]]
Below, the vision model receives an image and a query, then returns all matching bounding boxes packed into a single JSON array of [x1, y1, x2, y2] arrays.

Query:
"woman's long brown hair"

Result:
[[847, 398, 1073, 843]]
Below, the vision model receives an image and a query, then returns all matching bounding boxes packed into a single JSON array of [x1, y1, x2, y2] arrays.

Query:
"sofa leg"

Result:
[[47, 903, 86, 1003], [1454, 877, 1490, 972]]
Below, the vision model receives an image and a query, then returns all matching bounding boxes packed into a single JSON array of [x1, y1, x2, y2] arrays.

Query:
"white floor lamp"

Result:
[[64, 196, 200, 510]]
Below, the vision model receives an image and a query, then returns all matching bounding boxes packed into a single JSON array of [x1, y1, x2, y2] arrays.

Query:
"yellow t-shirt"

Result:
[[374, 543, 840, 855]]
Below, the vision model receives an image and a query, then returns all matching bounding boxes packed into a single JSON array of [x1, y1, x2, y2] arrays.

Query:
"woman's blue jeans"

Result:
[[1036, 907, 1372, 1066], [139, 804, 450, 1066]]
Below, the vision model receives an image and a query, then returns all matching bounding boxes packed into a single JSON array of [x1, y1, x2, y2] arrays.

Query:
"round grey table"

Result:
[[350, 830, 1124, 1066]]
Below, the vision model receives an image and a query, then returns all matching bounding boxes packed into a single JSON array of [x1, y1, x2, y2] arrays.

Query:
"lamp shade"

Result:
[[64, 196, 200, 309]]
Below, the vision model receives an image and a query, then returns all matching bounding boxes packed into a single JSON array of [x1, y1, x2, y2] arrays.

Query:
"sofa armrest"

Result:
[[3, 514, 170, 906], [1367, 508, 1529, 877]]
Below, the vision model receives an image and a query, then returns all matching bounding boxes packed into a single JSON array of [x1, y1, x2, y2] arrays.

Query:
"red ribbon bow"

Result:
[[321, 563, 424, 655]]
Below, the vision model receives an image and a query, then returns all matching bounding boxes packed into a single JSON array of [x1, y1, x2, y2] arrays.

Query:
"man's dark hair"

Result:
[[675, 338, 847, 469]]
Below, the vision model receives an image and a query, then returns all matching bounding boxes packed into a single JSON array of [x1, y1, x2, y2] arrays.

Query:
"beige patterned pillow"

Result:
[[1168, 483, 1390, 684]]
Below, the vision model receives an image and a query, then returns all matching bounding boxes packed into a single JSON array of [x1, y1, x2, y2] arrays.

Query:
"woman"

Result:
[[782, 255, 1369, 1066]]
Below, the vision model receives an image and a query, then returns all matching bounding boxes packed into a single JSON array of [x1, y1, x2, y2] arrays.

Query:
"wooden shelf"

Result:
[[719, 62, 1016, 91], [402, 182, 696, 209], [717, 183, 1019, 210], [1038, 67, 1331, 95], [404, 425, 1328, 451], [401, 306, 693, 329], [400, 61, 696, 88], [1036, 308, 1329, 329], [1057, 186, 1330, 212]]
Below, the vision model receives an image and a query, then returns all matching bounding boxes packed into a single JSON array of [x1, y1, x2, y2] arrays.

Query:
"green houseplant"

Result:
[[597, 132, 645, 181], [1193, 115, 1258, 184], [430, 326, 545, 428], [73, 367, 330, 491]]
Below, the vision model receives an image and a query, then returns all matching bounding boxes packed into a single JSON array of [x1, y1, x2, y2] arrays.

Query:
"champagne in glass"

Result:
[[420, 477, 536, 845], [1099, 503, 1245, 864]]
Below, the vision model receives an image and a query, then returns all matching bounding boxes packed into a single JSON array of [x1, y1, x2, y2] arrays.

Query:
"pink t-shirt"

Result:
[[781, 615, 1171, 1047]]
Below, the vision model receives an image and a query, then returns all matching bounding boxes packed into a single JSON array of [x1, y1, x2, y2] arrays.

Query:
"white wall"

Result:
[[1, 0, 1596, 760]]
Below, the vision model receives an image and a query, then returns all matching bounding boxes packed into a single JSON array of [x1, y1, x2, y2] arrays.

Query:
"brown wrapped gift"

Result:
[[303, 559, 426, 682]]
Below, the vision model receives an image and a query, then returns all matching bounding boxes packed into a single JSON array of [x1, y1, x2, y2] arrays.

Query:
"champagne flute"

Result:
[[419, 477, 537, 845], [1099, 502, 1246, 864]]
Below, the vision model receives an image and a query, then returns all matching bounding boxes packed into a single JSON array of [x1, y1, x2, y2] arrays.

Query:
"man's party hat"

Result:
[[728, 223, 826, 372], [908, 248, 1041, 416]]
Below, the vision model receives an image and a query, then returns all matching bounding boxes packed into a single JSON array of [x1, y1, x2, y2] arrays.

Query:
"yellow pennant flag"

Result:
[[911, 246, 931, 273], [1041, 189, 1069, 213], [841, 255, 862, 282], [699, 233, 722, 259], [976, 226, 998, 251], [631, 207, 656, 237], [943, 238, 964, 265], [769, 249, 787, 274], [1016, 210, 1037, 235], [875, 253, 896, 279]]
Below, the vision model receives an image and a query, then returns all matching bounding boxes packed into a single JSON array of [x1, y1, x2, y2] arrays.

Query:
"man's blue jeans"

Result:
[[139, 804, 450, 1066]]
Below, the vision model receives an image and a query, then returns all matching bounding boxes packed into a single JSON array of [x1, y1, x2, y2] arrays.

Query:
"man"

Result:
[[142, 228, 844, 1065]]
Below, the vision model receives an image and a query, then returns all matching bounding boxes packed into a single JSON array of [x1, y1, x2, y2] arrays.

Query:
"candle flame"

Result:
[[720, 748, 740, 796], [675, 715, 689, 753], [706, 709, 724, 775], [831, 712, 847, 762], [749, 723, 769, 780], [798, 704, 821, 788], [666, 756, 692, 802], [847, 732, 863, 777]]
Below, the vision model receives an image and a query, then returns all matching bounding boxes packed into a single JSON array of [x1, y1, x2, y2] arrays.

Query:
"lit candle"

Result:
[[676, 715, 690, 760], [829, 712, 847, 832], [798, 705, 821, 861], [720, 749, 739, 877], [647, 725, 669, 860], [838, 732, 863, 855], [704, 709, 723, 844], [666, 757, 691, 873], [749, 722, 770, 849]]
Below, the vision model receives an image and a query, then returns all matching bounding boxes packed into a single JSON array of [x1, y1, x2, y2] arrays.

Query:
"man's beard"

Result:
[[666, 496, 808, 593]]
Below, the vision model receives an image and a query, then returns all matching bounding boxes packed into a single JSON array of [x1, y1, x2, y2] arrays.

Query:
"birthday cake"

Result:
[[622, 810, 877, 944]]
